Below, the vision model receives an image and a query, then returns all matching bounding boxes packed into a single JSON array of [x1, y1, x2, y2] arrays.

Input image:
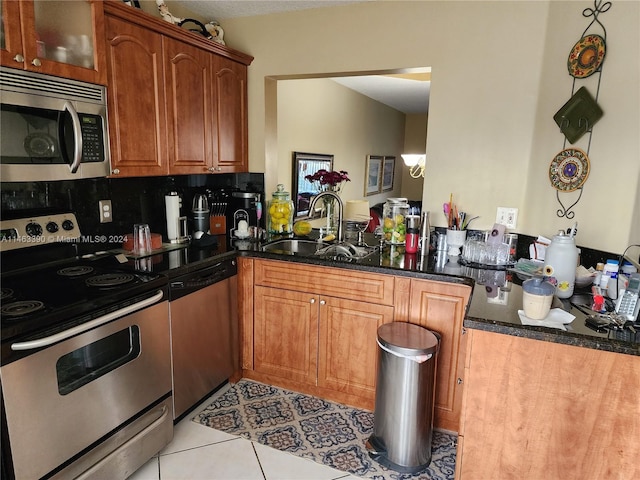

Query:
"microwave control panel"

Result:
[[79, 114, 105, 164]]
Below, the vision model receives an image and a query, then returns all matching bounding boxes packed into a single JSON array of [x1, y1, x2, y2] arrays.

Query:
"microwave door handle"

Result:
[[63, 101, 83, 173]]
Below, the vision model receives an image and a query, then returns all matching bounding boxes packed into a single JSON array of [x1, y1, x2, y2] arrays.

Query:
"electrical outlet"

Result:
[[496, 207, 518, 229], [99, 200, 113, 223]]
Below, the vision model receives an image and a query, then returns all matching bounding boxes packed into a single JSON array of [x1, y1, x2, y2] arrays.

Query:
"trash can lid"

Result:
[[377, 322, 439, 357]]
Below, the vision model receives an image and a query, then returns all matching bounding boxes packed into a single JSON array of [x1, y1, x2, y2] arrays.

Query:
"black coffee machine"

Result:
[[227, 191, 262, 237]]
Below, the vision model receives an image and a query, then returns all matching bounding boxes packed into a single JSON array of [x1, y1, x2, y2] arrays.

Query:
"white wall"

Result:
[[218, 0, 638, 254]]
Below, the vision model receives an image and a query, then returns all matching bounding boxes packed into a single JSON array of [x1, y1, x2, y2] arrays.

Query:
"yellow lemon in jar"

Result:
[[394, 214, 405, 225], [383, 218, 394, 230]]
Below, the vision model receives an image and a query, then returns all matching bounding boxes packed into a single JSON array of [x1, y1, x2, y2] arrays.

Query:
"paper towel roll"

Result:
[[344, 200, 370, 220], [165, 193, 181, 241]]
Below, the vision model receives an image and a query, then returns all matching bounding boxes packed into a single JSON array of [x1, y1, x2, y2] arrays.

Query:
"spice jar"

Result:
[[267, 184, 294, 235], [382, 198, 409, 244]]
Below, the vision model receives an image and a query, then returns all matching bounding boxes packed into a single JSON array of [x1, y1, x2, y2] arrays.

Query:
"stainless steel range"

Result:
[[0, 214, 173, 480]]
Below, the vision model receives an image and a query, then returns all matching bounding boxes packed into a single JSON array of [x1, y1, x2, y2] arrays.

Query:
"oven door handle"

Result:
[[11, 290, 164, 351]]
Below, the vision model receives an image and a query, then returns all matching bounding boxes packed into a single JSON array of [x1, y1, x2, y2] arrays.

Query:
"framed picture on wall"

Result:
[[292, 152, 334, 217], [382, 156, 395, 192], [364, 155, 383, 196]]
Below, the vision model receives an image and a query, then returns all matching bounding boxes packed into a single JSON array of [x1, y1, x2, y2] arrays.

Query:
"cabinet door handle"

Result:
[[457, 378, 463, 385], [319, 300, 326, 305], [31, 57, 42, 67], [310, 298, 315, 304], [13, 53, 24, 63], [208, 167, 215, 172], [112, 168, 120, 175]]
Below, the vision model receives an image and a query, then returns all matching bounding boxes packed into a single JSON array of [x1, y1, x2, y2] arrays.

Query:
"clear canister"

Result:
[[382, 198, 409, 244], [267, 184, 294, 235]]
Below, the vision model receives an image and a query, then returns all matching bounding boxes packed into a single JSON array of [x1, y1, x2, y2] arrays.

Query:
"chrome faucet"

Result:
[[308, 191, 344, 243]]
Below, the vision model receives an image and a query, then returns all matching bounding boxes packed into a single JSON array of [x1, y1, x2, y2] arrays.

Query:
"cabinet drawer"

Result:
[[254, 259, 394, 306]]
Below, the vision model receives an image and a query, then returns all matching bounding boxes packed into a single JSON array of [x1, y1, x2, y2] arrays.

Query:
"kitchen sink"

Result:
[[261, 238, 379, 262], [261, 239, 330, 256]]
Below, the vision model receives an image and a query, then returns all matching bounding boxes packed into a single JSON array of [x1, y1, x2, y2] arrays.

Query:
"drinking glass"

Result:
[[133, 223, 151, 255]]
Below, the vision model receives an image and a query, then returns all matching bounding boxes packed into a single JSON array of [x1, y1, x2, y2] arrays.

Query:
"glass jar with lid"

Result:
[[382, 198, 409, 244], [267, 184, 294, 235]]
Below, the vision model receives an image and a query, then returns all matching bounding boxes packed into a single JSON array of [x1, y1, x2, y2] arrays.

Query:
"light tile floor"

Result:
[[128, 388, 359, 480]]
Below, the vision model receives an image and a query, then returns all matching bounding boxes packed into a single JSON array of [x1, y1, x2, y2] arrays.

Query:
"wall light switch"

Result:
[[99, 200, 113, 223], [496, 207, 518, 229]]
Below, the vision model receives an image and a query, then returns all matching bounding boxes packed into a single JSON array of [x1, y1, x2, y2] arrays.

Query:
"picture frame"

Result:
[[364, 155, 383, 196], [382, 156, 395, 192], [292, 152, 334, 217]]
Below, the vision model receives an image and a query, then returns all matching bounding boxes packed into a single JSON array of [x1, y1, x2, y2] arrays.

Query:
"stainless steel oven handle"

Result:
[[63, 100, 83, 173], [11, 290, 164, 351], [74, 403, 170, 480]]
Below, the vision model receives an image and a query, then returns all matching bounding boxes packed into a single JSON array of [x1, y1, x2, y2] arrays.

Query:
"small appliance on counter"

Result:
[[227, 191, 261, 237], [164, 191, 189, 244], [191, 193, 210, 239]]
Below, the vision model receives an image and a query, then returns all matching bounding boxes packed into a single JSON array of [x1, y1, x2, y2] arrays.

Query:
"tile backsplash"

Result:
[[1, 173, 264, 248]]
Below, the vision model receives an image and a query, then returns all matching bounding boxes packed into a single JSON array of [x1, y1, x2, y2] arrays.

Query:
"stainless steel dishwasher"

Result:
[[169, 258, 238, 420]]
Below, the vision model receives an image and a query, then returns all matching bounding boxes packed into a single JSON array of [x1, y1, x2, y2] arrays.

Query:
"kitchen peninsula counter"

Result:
[[134, 235, 639, 357]]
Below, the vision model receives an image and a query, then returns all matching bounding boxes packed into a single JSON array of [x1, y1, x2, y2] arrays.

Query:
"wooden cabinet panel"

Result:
[[164, 36, 214, 174], [1, 0, 24, 67], [407, 279, 471, 432], [213, 56, 247, 172], [254, 259, 395, 306], [318, 297, 393, 398], [105, 15, 168, 176], [1, 0, 106, 85], [253, 286, 318, 385], [459, 329, 640, 479]]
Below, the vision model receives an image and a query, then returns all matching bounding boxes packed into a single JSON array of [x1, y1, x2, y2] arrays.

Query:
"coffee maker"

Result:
[[227, 191, 261, 237]]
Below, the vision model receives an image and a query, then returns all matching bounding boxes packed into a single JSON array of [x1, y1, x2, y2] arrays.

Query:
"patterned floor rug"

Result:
[[193, 380, 457, 480]]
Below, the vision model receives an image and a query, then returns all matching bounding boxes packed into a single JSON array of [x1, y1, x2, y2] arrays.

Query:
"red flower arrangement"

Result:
[[305, 169, 350, 193]]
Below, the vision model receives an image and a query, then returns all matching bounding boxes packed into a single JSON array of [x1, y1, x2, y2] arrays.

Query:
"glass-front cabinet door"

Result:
[[1, 0, 106, 85]]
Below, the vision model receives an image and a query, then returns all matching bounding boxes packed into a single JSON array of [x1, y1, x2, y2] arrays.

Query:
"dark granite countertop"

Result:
[[124, 233, 638, 357]]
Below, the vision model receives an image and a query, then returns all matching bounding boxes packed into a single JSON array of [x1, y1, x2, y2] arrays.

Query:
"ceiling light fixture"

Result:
[[401, 154, 426, 178]]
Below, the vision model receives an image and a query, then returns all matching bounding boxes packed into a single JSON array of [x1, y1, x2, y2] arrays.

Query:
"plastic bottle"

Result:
[[603, 259, 619, 279], [544, 231, 579, 299]]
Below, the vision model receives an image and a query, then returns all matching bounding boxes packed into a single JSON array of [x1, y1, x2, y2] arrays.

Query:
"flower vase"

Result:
[[322, 196, 338, 235]]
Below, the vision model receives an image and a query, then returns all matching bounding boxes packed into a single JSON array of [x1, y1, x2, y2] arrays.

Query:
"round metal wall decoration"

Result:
[[567, 34, 606, 78], [549, 148, 590, 192]]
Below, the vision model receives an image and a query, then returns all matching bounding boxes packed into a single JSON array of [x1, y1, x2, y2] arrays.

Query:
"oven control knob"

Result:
[[26, 222, 43, 237], [62, 219, 75, 231], [46, 222, 59, 233]]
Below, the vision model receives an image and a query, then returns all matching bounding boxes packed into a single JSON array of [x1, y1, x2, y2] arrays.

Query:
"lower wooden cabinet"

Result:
[[317, 296, 394, 399], [253, 286, 318, 385], [403, 278, 471, 432], [241, 258, 471, 428]]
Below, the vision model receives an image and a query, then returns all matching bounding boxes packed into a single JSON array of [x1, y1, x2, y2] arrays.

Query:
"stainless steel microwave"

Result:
[[0, 66, 110, 182]]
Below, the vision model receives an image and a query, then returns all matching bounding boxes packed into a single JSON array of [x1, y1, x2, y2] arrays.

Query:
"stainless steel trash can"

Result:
[[367, 322, 440, 473]]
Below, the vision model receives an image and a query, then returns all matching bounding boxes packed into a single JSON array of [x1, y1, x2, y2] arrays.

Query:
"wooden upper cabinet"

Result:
[[1, 0, 107, 85], [102, 0, 252, 177], [105, 14, 168, 177], [213, 56, 248, 172], [164, 36, 215, 174]]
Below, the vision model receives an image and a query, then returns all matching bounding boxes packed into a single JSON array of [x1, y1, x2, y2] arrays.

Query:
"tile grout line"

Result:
[[251, 441, 268, 480]]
